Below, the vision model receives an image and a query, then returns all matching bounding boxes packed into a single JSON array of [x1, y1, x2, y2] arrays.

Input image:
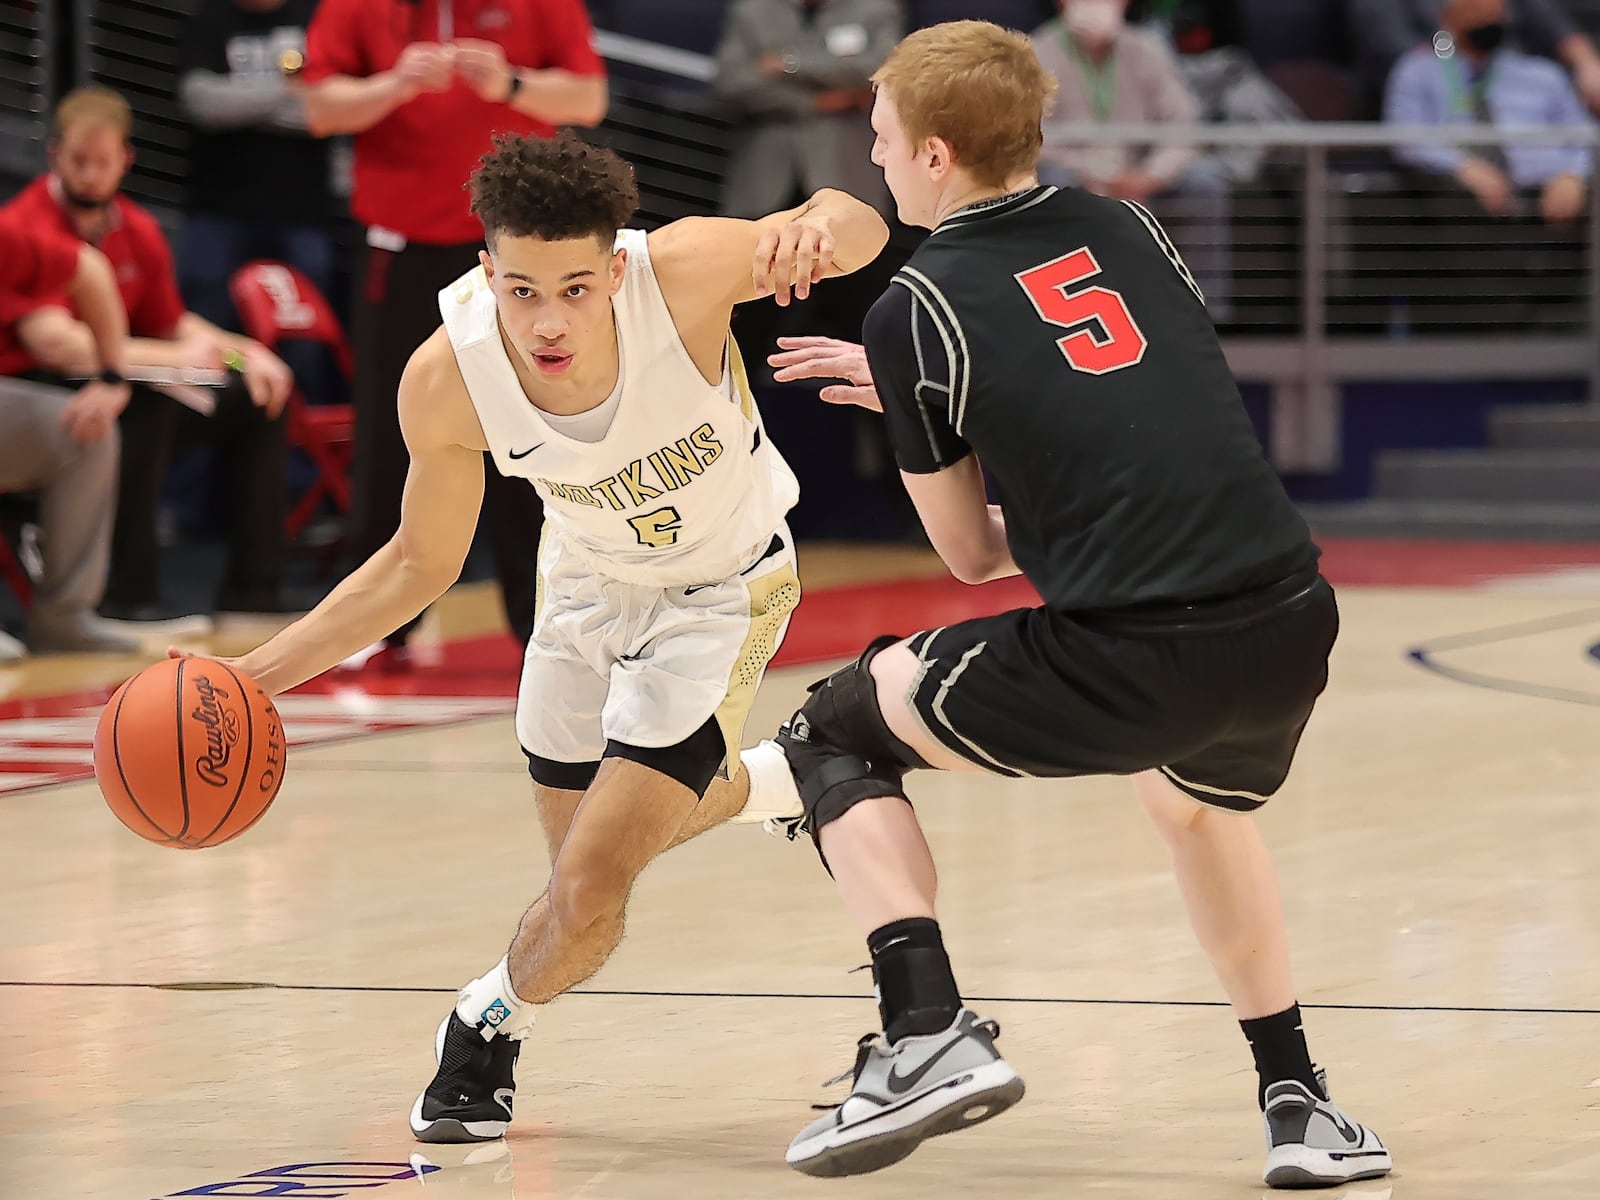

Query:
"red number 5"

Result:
[[1015, 248, 1147, 375]]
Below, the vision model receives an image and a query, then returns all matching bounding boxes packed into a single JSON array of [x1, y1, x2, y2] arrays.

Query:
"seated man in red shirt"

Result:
[[0, 87, 297, 626], [0, 212, 137, 657]]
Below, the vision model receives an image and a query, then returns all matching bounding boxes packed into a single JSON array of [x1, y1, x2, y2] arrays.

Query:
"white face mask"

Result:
[[1067, 0, 1124, 43]]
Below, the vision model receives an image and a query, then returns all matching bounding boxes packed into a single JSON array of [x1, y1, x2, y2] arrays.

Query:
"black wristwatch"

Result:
[[98, 367, 126, 386], [505, 71, 524, 103]]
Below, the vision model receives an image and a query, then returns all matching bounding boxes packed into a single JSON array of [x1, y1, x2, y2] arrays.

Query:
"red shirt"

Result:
[[0, 212, 79, 341], [300, 0, 606, 245], [0, 177, 188, 376]]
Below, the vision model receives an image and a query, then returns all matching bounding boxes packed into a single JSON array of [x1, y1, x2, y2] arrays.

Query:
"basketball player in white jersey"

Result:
[[209, 131, 890, 1142]]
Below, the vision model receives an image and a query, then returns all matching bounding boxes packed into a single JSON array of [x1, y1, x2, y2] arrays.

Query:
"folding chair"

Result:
[[228, 260, 356, 541]]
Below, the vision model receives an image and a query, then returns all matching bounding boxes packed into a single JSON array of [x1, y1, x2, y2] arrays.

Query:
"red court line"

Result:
[[3, 537, 1597, 793]]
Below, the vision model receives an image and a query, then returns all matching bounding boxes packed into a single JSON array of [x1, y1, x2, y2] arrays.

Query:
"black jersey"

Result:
[[863, 185, 1316, 612]]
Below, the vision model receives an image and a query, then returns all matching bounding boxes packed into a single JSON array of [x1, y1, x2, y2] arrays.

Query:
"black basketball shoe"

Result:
[[409, 1012, 521, 1143]]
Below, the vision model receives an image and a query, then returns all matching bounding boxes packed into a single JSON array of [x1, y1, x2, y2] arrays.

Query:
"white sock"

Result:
[[732, 739, 804, 824], [455, 955, 535, 1041]]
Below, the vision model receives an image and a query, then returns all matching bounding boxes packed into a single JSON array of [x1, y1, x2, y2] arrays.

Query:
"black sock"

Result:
[[867, 917, 962, 1045], [1240, 1003, 1321, 1109]]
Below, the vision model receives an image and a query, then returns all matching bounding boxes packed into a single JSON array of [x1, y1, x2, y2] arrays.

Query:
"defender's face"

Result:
[[482, 234, 625, 379], [51, 124, 132, 209], [870, 89, 937, 229]]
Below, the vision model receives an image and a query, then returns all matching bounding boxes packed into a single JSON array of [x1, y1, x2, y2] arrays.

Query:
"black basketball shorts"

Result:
[[899, 569, 1338, 811]]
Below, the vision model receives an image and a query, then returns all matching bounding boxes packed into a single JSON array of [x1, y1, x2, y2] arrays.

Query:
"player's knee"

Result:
[[548, 858, 631, 932], [783, 635, 930, 845]]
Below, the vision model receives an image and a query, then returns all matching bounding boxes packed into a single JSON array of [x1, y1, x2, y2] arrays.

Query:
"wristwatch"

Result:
[[98, 367, 126, 386], [780, 51, 800, 74]]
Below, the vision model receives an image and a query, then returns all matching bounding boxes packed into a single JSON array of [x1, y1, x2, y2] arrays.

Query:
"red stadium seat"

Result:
[[228, 261, 355, 542]]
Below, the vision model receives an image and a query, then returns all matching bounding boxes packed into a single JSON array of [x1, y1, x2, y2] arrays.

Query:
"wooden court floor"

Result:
[[2, 551, 1599, 1199]]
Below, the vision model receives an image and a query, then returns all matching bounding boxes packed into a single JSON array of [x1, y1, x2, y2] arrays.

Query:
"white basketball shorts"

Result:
[[516, 522, 800, 774]]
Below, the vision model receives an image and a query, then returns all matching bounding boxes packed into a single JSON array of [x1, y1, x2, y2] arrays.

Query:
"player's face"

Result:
[[482, 234, 625, 380], [50, 124, 133, 211], [870, 89, 937, 229]]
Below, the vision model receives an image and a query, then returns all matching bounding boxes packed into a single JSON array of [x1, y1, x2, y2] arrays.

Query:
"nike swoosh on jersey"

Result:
[[508, 443, 544, 460], [884, 1035, 967, 1095]]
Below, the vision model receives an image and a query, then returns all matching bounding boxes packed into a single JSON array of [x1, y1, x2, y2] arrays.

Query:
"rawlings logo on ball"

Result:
[[191, 675, 241, 787]]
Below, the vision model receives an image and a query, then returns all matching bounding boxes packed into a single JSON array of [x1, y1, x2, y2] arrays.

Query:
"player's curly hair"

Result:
[[468, 131, 639, 248]]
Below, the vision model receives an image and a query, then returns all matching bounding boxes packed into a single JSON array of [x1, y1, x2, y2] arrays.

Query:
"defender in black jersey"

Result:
[[749, 19, 1392, 1189]]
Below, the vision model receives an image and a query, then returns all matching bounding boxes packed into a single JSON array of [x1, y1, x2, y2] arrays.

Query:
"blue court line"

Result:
[[1406, 604, 1600, 708], [0, 979, 1594, 1016]]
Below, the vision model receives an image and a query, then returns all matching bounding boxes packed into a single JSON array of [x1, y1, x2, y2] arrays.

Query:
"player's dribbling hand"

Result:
[[768, 336, 882, 411], [752, 214, 836, 306]]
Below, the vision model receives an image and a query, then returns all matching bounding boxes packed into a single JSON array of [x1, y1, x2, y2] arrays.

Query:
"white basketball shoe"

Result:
[[1262, 1070, 1392, 1188], [786, 1009, 1025, 1177]]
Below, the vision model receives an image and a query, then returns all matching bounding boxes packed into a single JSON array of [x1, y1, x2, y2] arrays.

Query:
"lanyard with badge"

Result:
[[1437, 42, 1495, 119], [1058, 27, 1116, 122]]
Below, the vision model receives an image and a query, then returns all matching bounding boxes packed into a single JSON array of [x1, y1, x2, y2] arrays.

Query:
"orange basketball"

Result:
[[93, 657, 287, 849]]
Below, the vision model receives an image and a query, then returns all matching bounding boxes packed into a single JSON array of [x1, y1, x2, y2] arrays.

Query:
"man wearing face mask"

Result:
[[1385, 0, 1591, 227], [1355, 0, 1600, 118], [1032, 0, 1234, 321]]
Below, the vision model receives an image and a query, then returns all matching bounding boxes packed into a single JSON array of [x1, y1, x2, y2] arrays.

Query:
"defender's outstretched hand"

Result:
[[768, 336, 881, 411]]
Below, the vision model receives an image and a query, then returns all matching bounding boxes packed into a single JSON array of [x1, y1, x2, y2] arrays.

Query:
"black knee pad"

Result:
[[606, 714, 726, 797], [780, 635, 930, 847]]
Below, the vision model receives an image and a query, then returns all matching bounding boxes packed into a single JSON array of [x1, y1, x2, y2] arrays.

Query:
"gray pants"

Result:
[[0, 378, 119, 629]]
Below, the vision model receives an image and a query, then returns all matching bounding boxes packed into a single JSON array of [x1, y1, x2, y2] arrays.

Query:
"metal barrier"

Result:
[[0, 0, 54, 180], [76, 0, 194, 216], [30, 16, 1600, 474], [1053, 123, 1600, 470]]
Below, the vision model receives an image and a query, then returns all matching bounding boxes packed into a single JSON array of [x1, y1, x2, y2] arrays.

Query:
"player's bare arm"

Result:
[[648, 190, 889, 378], [898, 459, 1017, 585], [767, 333, 1017, 584], [230, 329, 488, 696]]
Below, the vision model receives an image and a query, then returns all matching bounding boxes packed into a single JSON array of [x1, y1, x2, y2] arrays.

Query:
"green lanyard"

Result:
[[1440, 53, 1495, 118], [1060, 28, 1117, 123]]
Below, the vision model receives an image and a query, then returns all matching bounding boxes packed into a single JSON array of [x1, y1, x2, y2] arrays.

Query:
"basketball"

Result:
[[93, 657, 287, 849]]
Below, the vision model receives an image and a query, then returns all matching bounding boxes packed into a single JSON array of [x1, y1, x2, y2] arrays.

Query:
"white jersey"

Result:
[[439, 229, 800, 587]]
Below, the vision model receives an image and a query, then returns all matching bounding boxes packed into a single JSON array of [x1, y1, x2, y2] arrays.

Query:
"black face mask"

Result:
[[1463, 21, 1506, 54]]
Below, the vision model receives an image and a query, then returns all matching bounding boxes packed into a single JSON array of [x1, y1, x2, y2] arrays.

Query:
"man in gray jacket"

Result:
[[716, 0, 901, 220], [716, 0, 906, 368]]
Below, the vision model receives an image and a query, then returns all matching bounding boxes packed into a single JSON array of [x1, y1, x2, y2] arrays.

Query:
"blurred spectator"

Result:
[[0, 87, 295, 626], [715, 0, 903, 362], [715, 0, 899, 219], [1140, 0, 1301, 182], [1386, 0, 1592, 226], [1034, 0, 1235, 320], [176, 0, 344, 405], [1354, 0, 1600, 116], [0, 214, 137, 657], [291, 0, 608, 665], [1129, 0, 1242, 51]]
